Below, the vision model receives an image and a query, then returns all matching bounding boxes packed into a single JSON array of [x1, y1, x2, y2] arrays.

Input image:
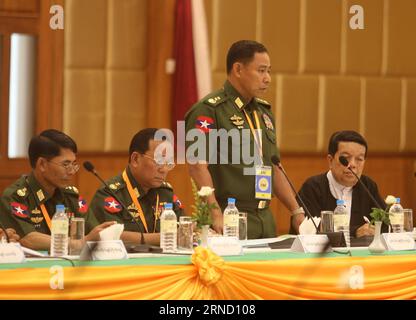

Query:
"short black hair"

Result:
[[28, 129, 77, 168], [129, 128, 160, 161], [328, 130, 368, 157], [226, 40, 268, 74]]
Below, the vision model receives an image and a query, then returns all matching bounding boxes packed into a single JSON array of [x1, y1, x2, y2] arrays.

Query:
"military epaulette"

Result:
[[160, 181, 173, 190], [108, 181, 125, 192], [63, 186, 79, 195], [15, 187, 29, 199], [255, 97, 271, 108], [203, 92, 227, 107]]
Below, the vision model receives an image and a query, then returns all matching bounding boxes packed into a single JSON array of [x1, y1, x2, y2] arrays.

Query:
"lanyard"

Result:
[[122, 169, 165, 233], [242, 109, 263, 164], [39, 203, 52, 232], [153, 194, 160, 233]]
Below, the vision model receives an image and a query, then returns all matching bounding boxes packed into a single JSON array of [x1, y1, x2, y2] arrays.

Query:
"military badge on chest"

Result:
[[31, 208, 44, 227], [262, 113, 274, 131], [230, 114, 245, 129], [154, 202, 166, 221], [127, 203, 140, 221]]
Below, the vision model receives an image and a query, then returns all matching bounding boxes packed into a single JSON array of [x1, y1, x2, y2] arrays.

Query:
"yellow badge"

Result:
[[17, 188, 26, 197], [31, 208, 41, 215], [128, 203, 139, 219], [72, 186, 79, 194], [234, 97, 244, 109], [230, 114, 245, 127], [109, 184, 117, 190], [31, 216, 44, 224], [36, 190, 45, 201], [207, 96, 221, 105]]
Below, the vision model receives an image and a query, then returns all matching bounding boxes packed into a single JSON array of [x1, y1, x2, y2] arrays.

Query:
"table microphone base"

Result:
[[320, 231, 347, 248], [124, 243, 163, 253]]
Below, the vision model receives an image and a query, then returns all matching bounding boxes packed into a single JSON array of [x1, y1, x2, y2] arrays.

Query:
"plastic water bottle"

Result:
[[389, 198, 404, 233], [223, 198, 239, 238], [333, 199, 350, 247], [50, 204, 69, 257], [160, 203, 177, 252]]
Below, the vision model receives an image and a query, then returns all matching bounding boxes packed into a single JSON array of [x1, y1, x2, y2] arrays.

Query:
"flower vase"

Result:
[[200, 225, 209, 247], [368, 221, 385, 254]]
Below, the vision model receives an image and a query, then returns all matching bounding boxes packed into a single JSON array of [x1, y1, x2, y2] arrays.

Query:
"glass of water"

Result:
[[69, 217, 85, 255], [403, 209, 413, 232], [238, 212, 248, 241], [320, 211, 334, 233], [177, 216, 193, 251]]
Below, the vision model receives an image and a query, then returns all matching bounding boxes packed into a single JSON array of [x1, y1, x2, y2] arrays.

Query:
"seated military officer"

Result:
[[0, 129, 115, 250], [89, 128, 184, 245]]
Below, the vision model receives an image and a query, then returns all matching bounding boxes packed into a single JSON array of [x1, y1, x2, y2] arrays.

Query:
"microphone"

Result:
[[83, 161, 162, 253], [338, 156, 385, 210], [271, 155, 319, 232], [271, 155, 347, 249]]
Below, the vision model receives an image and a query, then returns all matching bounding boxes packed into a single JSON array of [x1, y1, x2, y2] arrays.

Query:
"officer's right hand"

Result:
[[85, 221, 117, 241], [211, 208, 223, 234]]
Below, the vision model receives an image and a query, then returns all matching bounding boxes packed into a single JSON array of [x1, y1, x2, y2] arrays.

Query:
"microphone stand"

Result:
[[272, 158, 347, 249]]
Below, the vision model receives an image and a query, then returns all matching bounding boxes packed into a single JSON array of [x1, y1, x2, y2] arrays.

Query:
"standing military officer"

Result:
[[185, 40, 305, 239], [89, 128, 184, 245], [0, 129, 115, 250]]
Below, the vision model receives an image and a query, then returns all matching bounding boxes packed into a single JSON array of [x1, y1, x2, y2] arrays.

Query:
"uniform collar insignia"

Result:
[[234, 97, 244, 109], [134, 187, 140, 198], [36, 189, 45, 202]]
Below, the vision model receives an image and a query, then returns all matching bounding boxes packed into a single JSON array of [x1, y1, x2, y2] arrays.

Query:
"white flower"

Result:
[[197, 186, 215, 197], [385, 195, 396, 205]]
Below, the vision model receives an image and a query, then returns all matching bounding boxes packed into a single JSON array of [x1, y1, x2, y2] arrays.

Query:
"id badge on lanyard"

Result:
[[255, 165, 272, 200]]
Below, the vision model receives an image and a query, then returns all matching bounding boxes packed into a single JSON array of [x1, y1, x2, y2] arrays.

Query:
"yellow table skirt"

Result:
[[1, 252, 415, 300]]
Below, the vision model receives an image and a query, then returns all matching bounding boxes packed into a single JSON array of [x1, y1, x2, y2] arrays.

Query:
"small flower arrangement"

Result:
[[191, 179, 218, 229], [369, 195, 395, 225]]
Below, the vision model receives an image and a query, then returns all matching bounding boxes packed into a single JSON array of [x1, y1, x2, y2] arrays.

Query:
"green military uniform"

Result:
[[185, 80, 280, 239], [89, 166, 184, 233], [0, 174, 99, 237]]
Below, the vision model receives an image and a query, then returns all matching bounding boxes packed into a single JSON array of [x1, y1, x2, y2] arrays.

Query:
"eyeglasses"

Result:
[[142, 154, 175, 170], [48, 160, 80, 173]]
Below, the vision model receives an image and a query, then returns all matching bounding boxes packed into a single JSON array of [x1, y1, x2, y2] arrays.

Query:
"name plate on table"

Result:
[[382, 233, 416, 251], [291, 235, 332, 253], [208, 236, 243, 256], [80, 240, 128, 261], [0, 243, 26, 264]]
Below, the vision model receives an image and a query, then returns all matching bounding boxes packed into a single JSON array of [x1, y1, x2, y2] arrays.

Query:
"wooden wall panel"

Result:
[[262, 0, 300, 73], [386, 0, 416, 75], [344, 0, 383, 75], [0, 0, 39, 15]]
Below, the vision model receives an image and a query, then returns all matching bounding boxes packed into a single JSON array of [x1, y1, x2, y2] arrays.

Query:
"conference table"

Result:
[[0, 244, 415, 300]]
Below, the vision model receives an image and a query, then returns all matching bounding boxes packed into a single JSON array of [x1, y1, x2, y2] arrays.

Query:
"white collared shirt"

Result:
[[326, 170, 353, 219]]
